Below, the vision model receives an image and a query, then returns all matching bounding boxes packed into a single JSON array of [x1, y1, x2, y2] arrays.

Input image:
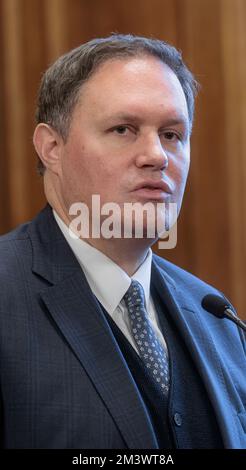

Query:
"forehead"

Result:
[[75, 56, 188, 123]]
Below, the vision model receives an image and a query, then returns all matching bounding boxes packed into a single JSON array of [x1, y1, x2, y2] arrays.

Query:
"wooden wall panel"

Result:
[[220, 0, 246, 316], [162, 0, 232, 293], [1, 0, 29, 225], [0, 1, 9, 233], [0, 0, 245, 317]]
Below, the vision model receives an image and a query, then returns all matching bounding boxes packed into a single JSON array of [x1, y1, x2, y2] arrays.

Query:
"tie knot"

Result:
[[123, 280, 145, 309]]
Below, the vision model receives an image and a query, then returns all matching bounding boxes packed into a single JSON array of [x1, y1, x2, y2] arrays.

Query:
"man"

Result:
[[0, 34, 245, 449]]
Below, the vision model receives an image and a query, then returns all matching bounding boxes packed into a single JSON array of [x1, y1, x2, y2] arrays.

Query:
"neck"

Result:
[[86, 237, 151, 276], [57, 205, 151, 275]]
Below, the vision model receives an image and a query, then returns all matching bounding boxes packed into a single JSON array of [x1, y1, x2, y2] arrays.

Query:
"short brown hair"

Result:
[[36, 34, 199, 175]]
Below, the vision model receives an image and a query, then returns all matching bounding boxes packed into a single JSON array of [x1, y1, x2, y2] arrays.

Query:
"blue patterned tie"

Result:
[[124, 280, 169, 395]]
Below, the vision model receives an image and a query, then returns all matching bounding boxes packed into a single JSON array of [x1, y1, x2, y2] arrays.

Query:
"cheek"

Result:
[[177, 145, 190, 174], [63, 146, 119, 201], [169, 153, 189, 184], [62, 143, 92, 182], [82, 150, 120, 189], [179, 157, 190, 184]]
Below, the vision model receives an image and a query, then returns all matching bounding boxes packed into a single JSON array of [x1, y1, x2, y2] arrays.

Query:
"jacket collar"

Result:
[[28, 205, 81, 284]]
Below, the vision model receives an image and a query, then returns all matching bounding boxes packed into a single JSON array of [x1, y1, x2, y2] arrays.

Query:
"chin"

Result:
[[122, 212, 160, 240]]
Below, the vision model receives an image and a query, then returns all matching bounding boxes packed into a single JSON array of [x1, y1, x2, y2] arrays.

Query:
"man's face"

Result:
[[58, 55, 190, 235]]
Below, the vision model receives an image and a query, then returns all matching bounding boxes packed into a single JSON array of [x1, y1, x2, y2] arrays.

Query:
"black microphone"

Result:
[[202, 294, 246, 332]]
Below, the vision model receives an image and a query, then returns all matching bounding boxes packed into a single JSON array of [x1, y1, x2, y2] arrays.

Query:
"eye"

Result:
[[163, 131, 179, 141], [113, 126, 129, 135]]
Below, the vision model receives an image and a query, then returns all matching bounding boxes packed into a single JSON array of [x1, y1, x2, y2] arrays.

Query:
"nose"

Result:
[[135, 135, 168, 171]]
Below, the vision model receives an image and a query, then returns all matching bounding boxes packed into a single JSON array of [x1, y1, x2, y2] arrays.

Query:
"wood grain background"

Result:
[[0, 0, 245, 318]]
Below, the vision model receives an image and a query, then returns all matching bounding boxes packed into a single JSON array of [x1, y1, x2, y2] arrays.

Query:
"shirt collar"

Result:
[[53, 210, 152, 314]]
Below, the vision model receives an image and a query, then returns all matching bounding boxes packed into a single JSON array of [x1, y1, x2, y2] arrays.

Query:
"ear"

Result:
[[33, 123, 63, 175]]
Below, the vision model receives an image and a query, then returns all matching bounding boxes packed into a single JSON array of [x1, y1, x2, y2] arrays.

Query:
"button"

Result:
[[173, 412, 182, 427]]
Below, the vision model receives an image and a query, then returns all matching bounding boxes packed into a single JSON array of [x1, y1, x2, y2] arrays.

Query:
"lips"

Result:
[[131, 180, 173, 201], [133, 180, 172, 194]]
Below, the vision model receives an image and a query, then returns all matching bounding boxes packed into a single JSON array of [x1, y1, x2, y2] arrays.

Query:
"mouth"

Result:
[[131, 180, 173, 201]]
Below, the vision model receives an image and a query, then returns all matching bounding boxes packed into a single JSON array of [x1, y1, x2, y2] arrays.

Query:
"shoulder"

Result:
[[0, 220, 31, 252], [152, 252, 217, 294], [0, 220, 31, 243], [0, 221, 32, 283], [152, 252, 246, 353], [0, 205, 51, 272]]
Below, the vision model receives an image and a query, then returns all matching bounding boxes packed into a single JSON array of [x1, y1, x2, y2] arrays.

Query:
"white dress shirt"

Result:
[[53, 210, 167, 354]]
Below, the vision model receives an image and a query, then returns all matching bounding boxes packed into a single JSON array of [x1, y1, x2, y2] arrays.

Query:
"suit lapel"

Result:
[[29, 206, 158, 449]]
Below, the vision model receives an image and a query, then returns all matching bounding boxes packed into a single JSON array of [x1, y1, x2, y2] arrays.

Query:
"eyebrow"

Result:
[[103, 112, 189, 130]]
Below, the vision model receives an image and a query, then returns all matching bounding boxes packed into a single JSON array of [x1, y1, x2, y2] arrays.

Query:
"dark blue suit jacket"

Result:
[[0, 205, 245, 448]]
